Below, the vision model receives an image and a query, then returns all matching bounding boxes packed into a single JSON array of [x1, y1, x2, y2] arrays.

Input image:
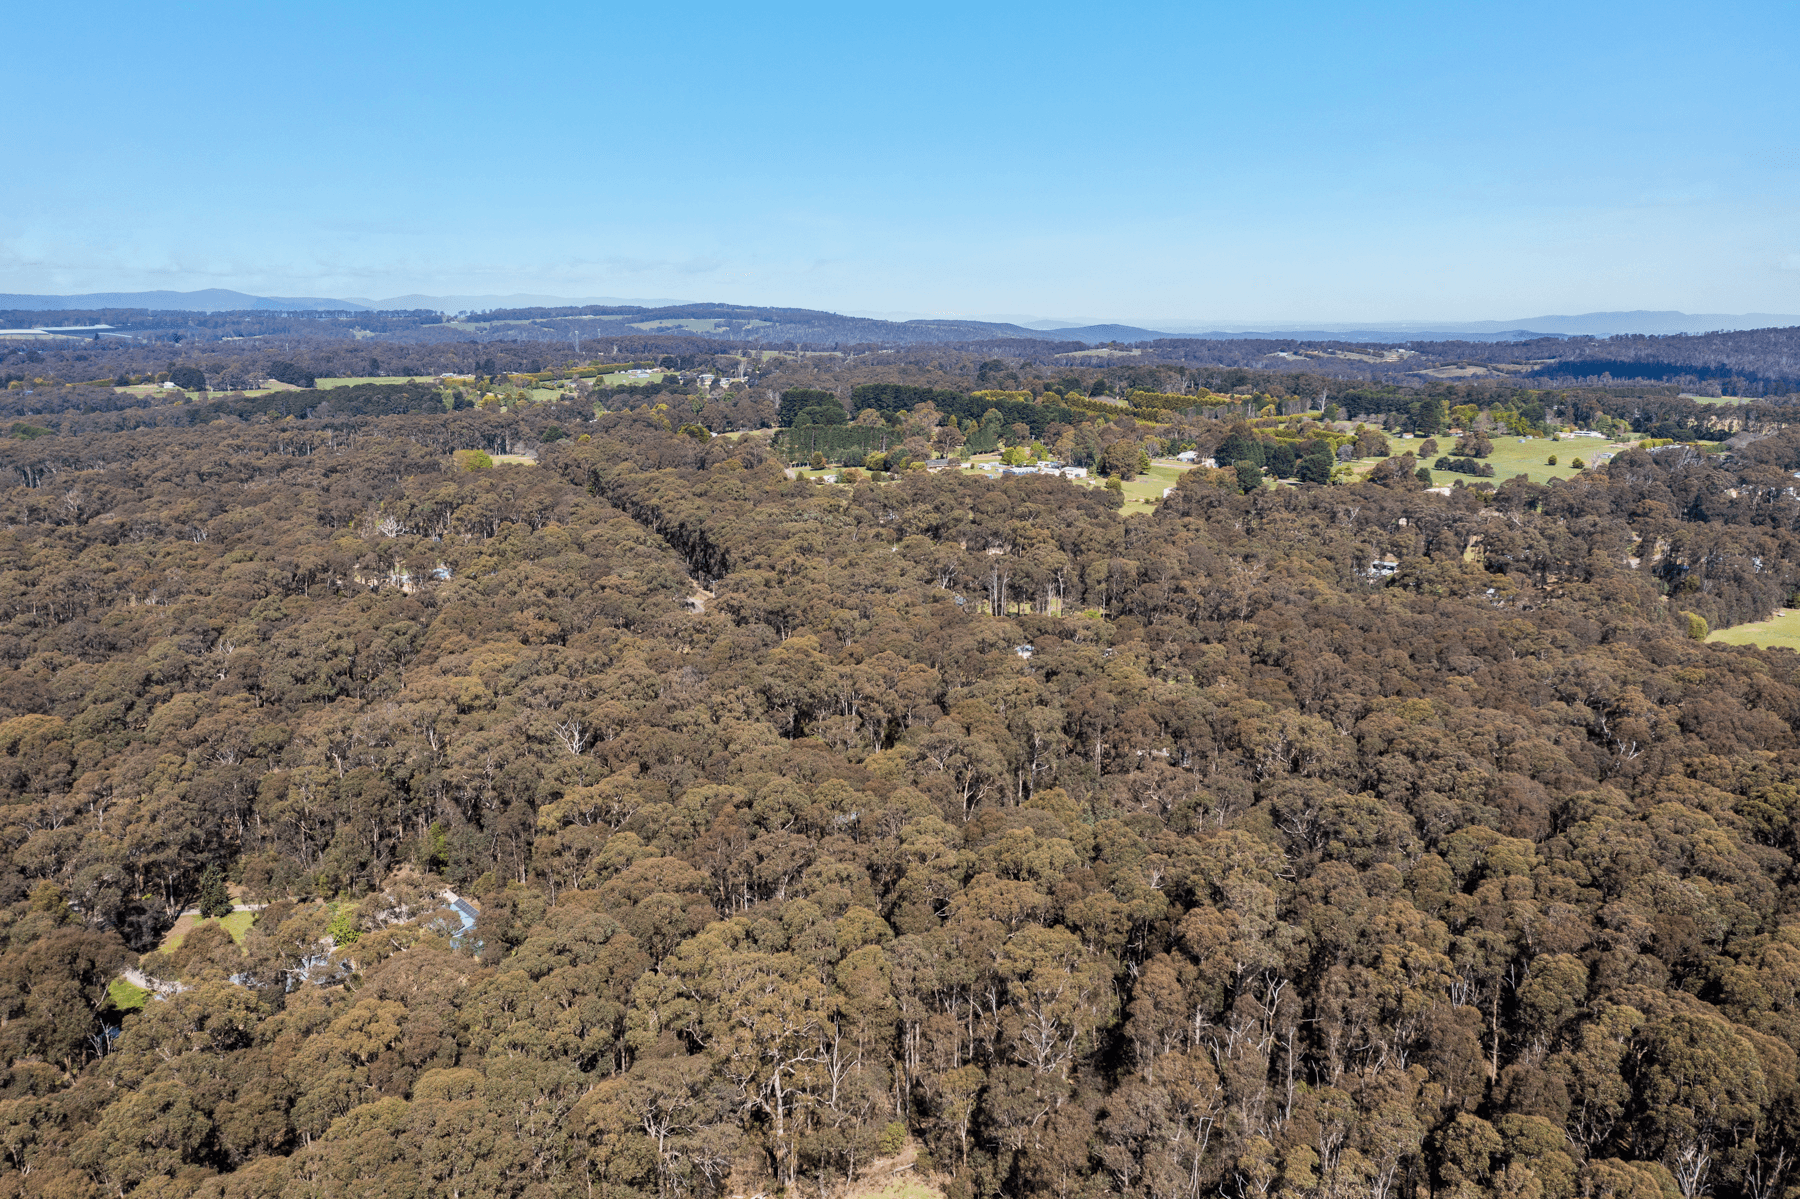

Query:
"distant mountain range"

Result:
[[2, 291, 1797, 345], [1153, 312, 1800, 339], [0, 289, 688, 314], [0, 289, 360, 312], [340, 293, 690, 312]]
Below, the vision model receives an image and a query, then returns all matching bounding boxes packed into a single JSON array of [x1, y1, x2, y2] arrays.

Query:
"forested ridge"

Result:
[[10, 302, 1800, 393], [3, 403, 1800, 1199]]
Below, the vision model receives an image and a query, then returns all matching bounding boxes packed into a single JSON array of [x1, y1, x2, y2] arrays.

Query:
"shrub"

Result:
[[325, 906, 361, 946], [878, 1122, 907, 1155], [1685, 611, 1710, 640], [1547, 455, 1558, 465], [1571, 457, 1586, 469], [454, 449, 494, 471]]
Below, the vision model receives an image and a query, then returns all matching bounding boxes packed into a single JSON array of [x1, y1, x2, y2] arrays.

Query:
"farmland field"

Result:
[[1708, 609, 1800, 651]]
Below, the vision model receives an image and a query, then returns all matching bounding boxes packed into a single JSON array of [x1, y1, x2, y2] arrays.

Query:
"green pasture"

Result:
[[1360, 434, 1635, 486], [108, 976, 151, 1012], [600, 371, 669, 387], [1708, 609, 1800, 652]]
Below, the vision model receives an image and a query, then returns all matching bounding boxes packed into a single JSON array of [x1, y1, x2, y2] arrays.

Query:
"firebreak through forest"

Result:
[[3, 403, 1800, 1199]]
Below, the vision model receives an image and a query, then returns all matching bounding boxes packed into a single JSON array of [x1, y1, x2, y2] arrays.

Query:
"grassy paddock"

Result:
[[1709, 609, 1800, 651]]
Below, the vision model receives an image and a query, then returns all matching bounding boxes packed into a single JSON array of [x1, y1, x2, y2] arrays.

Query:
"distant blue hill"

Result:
[[0, 289, 365, 312], [1162, 328, 1563, 344]]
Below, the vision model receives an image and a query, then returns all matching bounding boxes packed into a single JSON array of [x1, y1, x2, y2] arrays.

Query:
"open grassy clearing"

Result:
[[490, 454, 537, 466], [845, 1180, 941, 1199], [1419, 434, 1634, 486], [316, 376, 429, 388], [1066, 460, 1189, 510], [1338, 434, 1640, 487], [630, 319, 726, 333], [599, 371, 669, 386], [1709, 609, 1800, 651], [159, 909, 256, 953], [108, 976, 151, 1012]]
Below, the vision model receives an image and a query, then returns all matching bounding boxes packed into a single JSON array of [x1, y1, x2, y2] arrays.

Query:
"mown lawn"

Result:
[[1709, 609, 1800, 652]]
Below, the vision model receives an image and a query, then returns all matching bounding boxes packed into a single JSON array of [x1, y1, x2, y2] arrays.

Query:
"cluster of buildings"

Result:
[[973, 461, 1090, 479]]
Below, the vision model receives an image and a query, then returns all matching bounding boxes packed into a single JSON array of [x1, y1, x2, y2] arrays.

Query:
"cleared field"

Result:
[[159, 908, 256, 953], [1350, 435, 1637, 487], [108, 977, 151, 1012], [630, 319, 726, 333], [847, 1181, 941, 1199], [316, 376, 427, 388], [490, 453, 537, 466], [1709, 609, 1800, 651], [1065, 460, 1189, 510], [599, 371, 669, 386]]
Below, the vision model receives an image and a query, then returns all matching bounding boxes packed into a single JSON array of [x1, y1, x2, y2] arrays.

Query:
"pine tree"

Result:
[[196, 865, 232, 919]]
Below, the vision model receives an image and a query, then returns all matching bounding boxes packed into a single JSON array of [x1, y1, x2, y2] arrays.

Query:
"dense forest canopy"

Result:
[[2, 341, 1800, 1199]]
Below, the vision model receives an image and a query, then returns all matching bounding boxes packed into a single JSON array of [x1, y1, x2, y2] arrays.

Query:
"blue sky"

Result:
[[5, 0, 1798, 322]]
